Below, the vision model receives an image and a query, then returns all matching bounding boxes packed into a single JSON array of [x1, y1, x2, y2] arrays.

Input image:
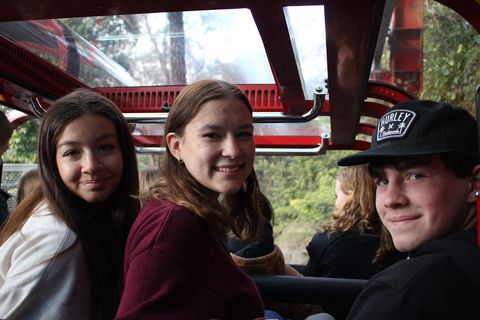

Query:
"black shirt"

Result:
[[305, 230, 384, 279], [347, 229, 480, 320], [0, 189, 10, 227]]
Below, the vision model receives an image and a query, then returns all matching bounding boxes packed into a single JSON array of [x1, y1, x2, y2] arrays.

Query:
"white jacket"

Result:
[[0, 201, 90, 319]]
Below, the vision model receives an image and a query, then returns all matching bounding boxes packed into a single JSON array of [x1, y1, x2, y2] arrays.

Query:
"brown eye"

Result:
[[203, 132, 221, 139], [100, 144, 115, 151], [238, 131, 253, 138], [374, 177, 387, 186], [62, 149, 79, 157]]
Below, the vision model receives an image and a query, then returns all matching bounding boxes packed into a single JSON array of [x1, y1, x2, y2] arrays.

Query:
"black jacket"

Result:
[[305, 230, 404, 279], [0, 189, 10, 227], [347, 228, 480, 320]]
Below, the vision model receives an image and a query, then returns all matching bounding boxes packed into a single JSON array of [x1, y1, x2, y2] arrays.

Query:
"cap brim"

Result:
[[337, 143, 454, 166]]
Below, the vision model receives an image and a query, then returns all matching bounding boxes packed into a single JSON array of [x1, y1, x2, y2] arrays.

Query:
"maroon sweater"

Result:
[[115, 198, 264, 320]]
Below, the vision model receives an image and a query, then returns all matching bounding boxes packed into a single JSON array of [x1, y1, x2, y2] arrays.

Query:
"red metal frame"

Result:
[[371, 0, 424, 96], [0, 33, 87, 104], [133, 135, 323, 149], [326, 81, 414, 150], [96, 84, 286, 113], [365, 80, 415, 104], [0, 0, 391, 149], [0, 0, 478, 151]]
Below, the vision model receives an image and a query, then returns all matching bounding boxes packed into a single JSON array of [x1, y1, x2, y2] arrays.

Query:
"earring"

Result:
[[475, 191, 480, 198], [178, 158, 184, 164]]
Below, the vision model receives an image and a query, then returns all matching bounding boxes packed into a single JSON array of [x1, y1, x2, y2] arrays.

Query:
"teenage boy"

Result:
[[338, 100, 480, 319]]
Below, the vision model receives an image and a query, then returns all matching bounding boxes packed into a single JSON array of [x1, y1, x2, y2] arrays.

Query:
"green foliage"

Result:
[[255, 150, 353, 233], [3, 119, 39, 164], [421, 0, 480, 113]]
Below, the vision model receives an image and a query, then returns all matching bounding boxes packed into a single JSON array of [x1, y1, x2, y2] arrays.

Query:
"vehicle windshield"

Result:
[[0, 7, 327, 99]]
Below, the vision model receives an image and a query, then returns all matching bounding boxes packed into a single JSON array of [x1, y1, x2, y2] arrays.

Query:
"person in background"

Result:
[[15, 168, 40, 206], [138, 167, 159, 200], [226, 192, 322, 320], [226, 193, 272, 257], [0, 89, 139, 319], [337, 100, 480, 319], [0, 110, 13, 227], [304, 165, 405, 319], [305, 164, 404, 281], [116, 80, 265, 319], [226, 192, 300, 275]]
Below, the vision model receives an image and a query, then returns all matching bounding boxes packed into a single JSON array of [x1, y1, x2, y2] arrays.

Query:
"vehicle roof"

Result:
[[0, 0, 478, 152]]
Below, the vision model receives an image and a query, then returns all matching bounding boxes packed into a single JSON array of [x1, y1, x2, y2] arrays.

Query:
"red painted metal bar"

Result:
[[327, 81, 414, 151], [249, 3, 306, 115], [328, 140, 371, 151], [96, 84, 285, 113], [324, 0, 387, 146], [390, 0, 424, 96], [0, 33, 88, 101], [132, 135, 323, 148], [357, 123, 376, 136], [361, 101, 390, 119], [365, 81, 415, 104]]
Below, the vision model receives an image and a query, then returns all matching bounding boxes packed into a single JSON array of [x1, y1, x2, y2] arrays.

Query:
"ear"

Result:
[[165, 132, 182, 161], [467, 164, 480, 203]]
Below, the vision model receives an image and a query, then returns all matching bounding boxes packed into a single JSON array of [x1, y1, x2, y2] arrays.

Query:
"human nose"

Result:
[[81, 151, 102, 173], [222, 136, 242, 159], [380, 180, 408, 209]]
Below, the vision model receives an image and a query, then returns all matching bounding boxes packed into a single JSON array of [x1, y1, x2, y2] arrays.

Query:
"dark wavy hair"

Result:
[[147, 79, 263, 240], [0, 89, 139, 319]]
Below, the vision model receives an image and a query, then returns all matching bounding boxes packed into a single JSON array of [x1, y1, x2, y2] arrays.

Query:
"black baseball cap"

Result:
[[338, 100, 478, 166]]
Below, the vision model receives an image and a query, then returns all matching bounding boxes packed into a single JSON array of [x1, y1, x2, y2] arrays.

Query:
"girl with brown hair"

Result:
[[116, 80, 264, 319], [0, 89, 139, 319], [305, 164, 402, 280]]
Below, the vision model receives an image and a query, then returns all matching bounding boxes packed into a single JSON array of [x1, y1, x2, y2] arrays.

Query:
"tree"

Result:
[[1, 114, 39, 164], [168, 12, 186, 84], [254, 150, 353, 233], [62, 15, 142, 86], [421, 0, 480, 113]]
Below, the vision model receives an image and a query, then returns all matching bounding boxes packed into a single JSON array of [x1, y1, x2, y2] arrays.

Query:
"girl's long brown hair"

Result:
[[146, 80, 263, 240], [0, 89, 139, 319]]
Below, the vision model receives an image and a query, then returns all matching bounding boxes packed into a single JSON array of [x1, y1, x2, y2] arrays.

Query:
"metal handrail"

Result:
[[125, 92, 326, 124], [135, 142, 328, 156]]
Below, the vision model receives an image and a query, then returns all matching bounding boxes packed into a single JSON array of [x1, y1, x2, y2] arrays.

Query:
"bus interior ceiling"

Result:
[[0, 0, 477, 155], [0, 0, 479, 313]]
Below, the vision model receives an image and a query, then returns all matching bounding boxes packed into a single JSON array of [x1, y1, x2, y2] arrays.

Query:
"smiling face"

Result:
[[374, 155, 473, 252], [55, 114, 123, 203], [167, 97, 255, 198]]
